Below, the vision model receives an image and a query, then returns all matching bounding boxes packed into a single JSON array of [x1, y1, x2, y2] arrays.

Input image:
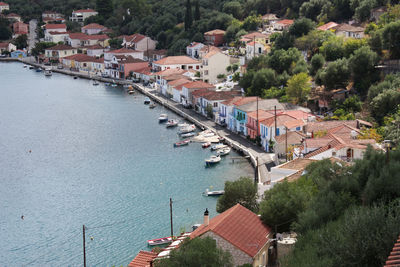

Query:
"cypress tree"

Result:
[[184, 0, 193, 31], [194, 0, 200, 21]]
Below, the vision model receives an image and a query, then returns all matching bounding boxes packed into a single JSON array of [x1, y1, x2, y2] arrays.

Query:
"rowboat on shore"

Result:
[[147, 236, 173, 246]]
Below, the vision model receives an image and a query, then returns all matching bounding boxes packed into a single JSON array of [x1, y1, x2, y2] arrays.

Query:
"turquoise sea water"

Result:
[[0, 62, 253, 266]]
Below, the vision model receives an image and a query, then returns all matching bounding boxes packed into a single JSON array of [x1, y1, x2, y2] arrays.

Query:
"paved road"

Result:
[[28, 19, 37, 52]]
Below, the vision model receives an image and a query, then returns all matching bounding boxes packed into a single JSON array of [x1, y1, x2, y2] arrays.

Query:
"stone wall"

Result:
[[202, 231, 253, 266]]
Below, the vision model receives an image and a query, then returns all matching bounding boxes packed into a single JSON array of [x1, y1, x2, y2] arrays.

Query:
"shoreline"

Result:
[[2, 58, 269, 183]]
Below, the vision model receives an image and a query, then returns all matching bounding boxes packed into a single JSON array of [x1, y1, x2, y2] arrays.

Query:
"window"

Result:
[[296, 126, 301, 131], [258, 47, 262, 53], [276, 128, 280, 136], [204, 70, 208, 75], [196, 66, 200, 69], [213, 102, 218, 107]]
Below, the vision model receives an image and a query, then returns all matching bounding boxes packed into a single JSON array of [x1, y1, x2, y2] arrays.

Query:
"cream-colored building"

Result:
[[200, 46, 233, 84], [45, 44, 77, 61], [69, 9, 98, 23], [0, 2, 9, 13], [191, 204, 273, 267]]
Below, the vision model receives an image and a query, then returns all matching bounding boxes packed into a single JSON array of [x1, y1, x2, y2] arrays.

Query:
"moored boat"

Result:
[[147, 236, 173, 246], [205, 155, 221, 166], [44, 68, 52, 76], [180, 132, 196, 138], [144, 97, 151, 104], [166, 119, 179, 128], [149, 103, 156, 108], [35, 67, 42, 72], [216, 147, 231, 156], [23, 64, 28, 68], [158, 114, 168, 123], [92, 80, 99, 86], [29, 65, 34, 69], [178, 124, 196, 134], [174, 139, 190, 147], [202, 142, 211, 148], [204, 188, 225, 196], [210, 143, 227, 151]]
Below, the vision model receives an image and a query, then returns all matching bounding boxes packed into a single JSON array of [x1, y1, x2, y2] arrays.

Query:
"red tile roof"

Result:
[[46, 44, 75, 51], [385, 235, 400, 267], [168, 77, 191, 86], [0, 2, 8, 6], [242, 32, 269, 39], [260, 114, 297, 128], [69, 33, 108, 40], [124, 33, 146, 43], [73, 9, 96, 13], [45, 23, 66, 30], [183, 81, 215, 89], [82, 23, 106, 30], [63, 54, 96, 62], [82, 44, 104, 50], [6, 13, 20, 18], [276, 19, 294, 25], [232, 96, 258, 106], [317, 22, 338, 31], [153, 55, 200, 65], [204, 29, 226, 35], [247, 110, 275, 121], [191, 204, 271, 257], [105, 48, 138, 54], [128, 250, 157, 267], [0, 42, 9, 48]]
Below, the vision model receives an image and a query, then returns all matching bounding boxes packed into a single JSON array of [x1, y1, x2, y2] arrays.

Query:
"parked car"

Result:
[[57, 64, 63, 69]]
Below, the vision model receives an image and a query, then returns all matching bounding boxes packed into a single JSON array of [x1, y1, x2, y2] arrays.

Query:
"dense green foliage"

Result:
[[216, 177, 258, 213], [155, 237, 233, 267], [258, 147, 400, 267]]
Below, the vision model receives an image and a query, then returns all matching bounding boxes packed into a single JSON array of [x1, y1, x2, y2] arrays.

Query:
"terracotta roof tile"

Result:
[[275, 131, 306, 145], [168, 78, 191, 86], [153, 55, 200, 65], [317, 22, 338, 31], [276, 19, 294, 25], [125, 33, 146, 43], [183, 81, 215, 89], [45, 23, 66, 30], [63, 54, 96, 62], [0, 2, 9, 6], [128, 250, 157, 267], [247, 110, 275, 120], [73, 9, 96, 13], [155, 68, 186, 76], [191, 204, 271, 257], [204, 29, 226, 35], [46, 44, 75, 51], [82, 23, 106, 30], [105, 48, 138, 54]]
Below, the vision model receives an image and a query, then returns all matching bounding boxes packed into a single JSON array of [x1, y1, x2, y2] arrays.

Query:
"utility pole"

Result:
[[285, 126, 288, 162], [256, 96, 259, 141], [170, 198, 174, 237], [83, 225, 86, 267], [274, 106, 277, 137], [253, 36, 255, 59], [254, 156, 259, 184]]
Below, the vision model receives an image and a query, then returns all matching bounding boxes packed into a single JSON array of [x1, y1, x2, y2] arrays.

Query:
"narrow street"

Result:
[[28, 19, 37, 53]]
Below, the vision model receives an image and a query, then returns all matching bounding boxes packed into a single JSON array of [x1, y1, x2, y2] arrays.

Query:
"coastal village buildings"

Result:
[[0, 2, 9, 13], [67, 33, 109, 48], [181, 81, 216, 106], [143, 49, 166, 62], [152, 56, 201, 72], [317, 22, 339, 31], [122, 33, 157, 51], [62, 53, 96, 72], [81, 23, 108, 35], [186, 42, 204, 58], [12, 21, 28, 37], [5, 13, 21, 22], [106, 55, 147, 79], [104, 48, 145, 77], [0, 42, 16, 53], [204, 29, 225, 46], [45, 44, 77, 62], [334, 23, 365, 39], [69, 9, 98, 23], [42, 11, 64, 23], [190, 205, 272, 267], [200, 46, 232, 84], [81, 44, 106, 57], [273, 19, 294, 31], [246, 41, 266, 60], [44, 24, 68, 43]]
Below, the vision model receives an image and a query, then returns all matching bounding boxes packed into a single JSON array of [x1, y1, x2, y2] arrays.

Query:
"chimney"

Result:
[[204, 208, 209, 226]]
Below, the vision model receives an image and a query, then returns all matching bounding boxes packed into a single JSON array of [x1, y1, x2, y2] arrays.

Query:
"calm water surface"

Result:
[[0, 62, 253, 266]]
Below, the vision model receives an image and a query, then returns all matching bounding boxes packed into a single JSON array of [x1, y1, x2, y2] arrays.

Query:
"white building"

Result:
[[186, 42, 204, 58], [67, 32, 109, 48], [81, 23, 107, 35], [104, 48, 144, 77], [44, 24, 68, 43], [45, 44, 77, 61], [152, 56, 201, 72], [0, 42, 16, 53], [0, 2, 9, 13], [181, 81, 215, 106], [246, 41, 265, 60], [69, 9, 98, 23], [83, 44, 105, 57]]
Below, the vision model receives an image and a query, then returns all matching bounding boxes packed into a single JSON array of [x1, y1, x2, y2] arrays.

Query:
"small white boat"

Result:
[[180, 132, 196, 138], [204, 188, 225, 196], [202, 132, 215, 138], [211, 143, 227, 151], [202, 142, 211, 148], [217, 147, 231, 156], [158, 114, 168, 123], [166, 119, 179, 128], [144, 97, 151, 104], [23, 64, 28, 68], [149, 103, 156, 108], [29, 66, 34, 69], [111, 83, 118, 87], [147, 236, 173, 246], [178, 123, 189, 127], [44, 68, 52, 76], [92, 80, 99, 86], [178, 124, 196, 134], [205, 155, 221, 166], [174, 139, 190, 147]]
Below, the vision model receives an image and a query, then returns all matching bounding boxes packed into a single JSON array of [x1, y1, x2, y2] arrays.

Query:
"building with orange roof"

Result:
[[42, 11, 64, 22], [273, 19, 294, 31], [204, 29, 226, 46], [154, 69, 195, 96], [70, 9, 98, 23], [128, 250, 157, 267], [246, 41, 266, 60], [104, 48, 145, 78], [0, 2, 9, 13], [317, 21, 338, 31], [246, 110, 275, 139], [219, 96, 256, 130], [169, 78, 191, 101], [121, 33, 157, 52], [181, 81, 215, 106], [44, 44, 77, 61], [81, 23, 107, 35], [5, 13, 21, 22], [12, 21, 28, 37], [152, 55, 201, 72], [191, 204, 272, 267], [67, 32, 109, 48], [199, 46, 233, 84], [192, 89, 241, 119], [241, 32, 270, 45]]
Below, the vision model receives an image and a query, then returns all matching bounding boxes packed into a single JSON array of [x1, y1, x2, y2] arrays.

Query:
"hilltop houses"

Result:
[[152, 56, 201, 72], [200, 46, 233, 84], [44, 24, 67, 43], [0, 2, 9, 13], [69, 9, 98, 23], [273, 19, 294, 31], [12, 21, 28, 37], [204, 29, 225, 46], [6, 13, 21, 22], [186, 42, 204, 58], [45, 44, 77, 62], [122, 33, 157, 51], [67, 32, 109, 48], [42, 11, 64, 23], [81, 23, 108, 35]]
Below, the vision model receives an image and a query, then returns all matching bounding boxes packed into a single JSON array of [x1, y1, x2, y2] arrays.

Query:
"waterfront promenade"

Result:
[[12, 57, 274, 197]]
